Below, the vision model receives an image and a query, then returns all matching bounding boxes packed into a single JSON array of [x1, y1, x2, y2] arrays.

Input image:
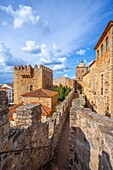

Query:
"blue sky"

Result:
[[0, 0, 113, 83]]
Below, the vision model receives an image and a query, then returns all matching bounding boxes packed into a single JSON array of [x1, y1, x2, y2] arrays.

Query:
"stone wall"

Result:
[[70, 95, 113, 170], [83, 56, 110, 115], [22, 94, 58, 110], [53, 76, 75, 89], [0, 91, 9, 152], [0, 89, 75, 170], [82, 22, 113, 117], [22, 96, 52, 108]]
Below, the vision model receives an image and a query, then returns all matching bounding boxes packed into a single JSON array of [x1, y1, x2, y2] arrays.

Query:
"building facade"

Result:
[[14, 65, 53, 104], [0, 84, 14, 105], [21, 88, 58, 109], [76, 61, 88, 81], [82, 20, 113, 117]]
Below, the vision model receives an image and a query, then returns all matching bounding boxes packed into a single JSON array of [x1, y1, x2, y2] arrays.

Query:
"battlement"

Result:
[[0, 89, 75, 169], [39, 64, 53, 73], [14, 64, 52, 73], [14, 64, 52, 77]]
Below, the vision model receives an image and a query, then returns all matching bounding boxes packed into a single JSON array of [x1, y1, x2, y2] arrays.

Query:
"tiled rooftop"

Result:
[[9, 102, 52, 117], [21, 88, 58, 98]]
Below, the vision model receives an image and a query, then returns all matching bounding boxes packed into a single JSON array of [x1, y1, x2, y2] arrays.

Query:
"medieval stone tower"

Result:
[[76, 61, 88, 81], [14, 64, 53, 104]]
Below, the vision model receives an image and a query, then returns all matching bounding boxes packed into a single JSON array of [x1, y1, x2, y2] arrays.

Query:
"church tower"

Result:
[[76, 61, 88, 81]]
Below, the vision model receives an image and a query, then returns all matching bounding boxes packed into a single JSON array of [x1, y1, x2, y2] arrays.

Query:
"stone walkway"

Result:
[[52, 115, 69, 170]]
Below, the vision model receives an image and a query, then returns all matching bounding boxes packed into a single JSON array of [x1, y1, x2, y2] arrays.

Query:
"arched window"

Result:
[[97, 50, 99, 60], [106, 37, 108, 51], [101, 44, 104, 57]]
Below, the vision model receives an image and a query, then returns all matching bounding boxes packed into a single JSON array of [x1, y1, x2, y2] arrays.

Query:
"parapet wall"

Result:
[[14, 64, 52, 73], [70, 95, 113, 170], [0, 88, 75, 170], [39, 64, 52, 73], [0, 91, 9, 153]]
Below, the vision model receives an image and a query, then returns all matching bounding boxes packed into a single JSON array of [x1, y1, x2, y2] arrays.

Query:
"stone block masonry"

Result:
[[14, 64, 53, 104], [70, 94, 113, 170], [0, 89, 75, 170]]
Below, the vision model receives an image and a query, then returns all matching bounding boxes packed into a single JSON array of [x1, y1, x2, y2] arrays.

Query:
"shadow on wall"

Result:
[[70, 126, 113, 170], [98, 151, 112, 170], [85, 96, 96, 113], [70, 127, 91, 170], [75, 80, 83, 94]]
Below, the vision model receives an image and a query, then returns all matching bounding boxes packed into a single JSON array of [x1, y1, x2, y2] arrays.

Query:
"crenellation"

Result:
[[0, 88, 75, 170], [39, 64, 52, 73], [34, 64, 38, 70], [20, 65, 24, 70]]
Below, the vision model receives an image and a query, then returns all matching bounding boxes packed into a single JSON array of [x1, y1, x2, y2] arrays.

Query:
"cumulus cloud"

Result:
[[0, 41, 25, 73], [53, 63, 69, 72], [21, 41, 41, 54], [63, 74, 68, 77], [76, 49, 86, 55], [0, 5, 40, 28], [21, 40, 68, 72], [22, 41, 65, 65], [35, 42, 67, 71]]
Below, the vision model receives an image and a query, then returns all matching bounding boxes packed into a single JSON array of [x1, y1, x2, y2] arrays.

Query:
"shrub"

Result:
[[56, 84, 71, 102]]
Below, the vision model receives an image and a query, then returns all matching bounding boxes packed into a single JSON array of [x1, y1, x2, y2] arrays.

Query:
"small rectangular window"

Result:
[[101, 74, 103, 95], [106, 37, 108, 51], [97, 50, 99, 60], [101, 44, 104, 57]]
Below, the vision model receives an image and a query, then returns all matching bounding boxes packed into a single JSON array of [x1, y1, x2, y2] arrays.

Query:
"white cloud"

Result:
[[22, 41, 64, 65], [0, 5, 40, 28], [63, 74, 68, 77], [53, 63, 68, 72], [76, 49, 86, 55], [21, 41, 41, 53], [0, 41, 25, 73]]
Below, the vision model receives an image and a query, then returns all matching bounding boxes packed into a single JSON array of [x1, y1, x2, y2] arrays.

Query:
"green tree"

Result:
[[56, 84, 71, 102]]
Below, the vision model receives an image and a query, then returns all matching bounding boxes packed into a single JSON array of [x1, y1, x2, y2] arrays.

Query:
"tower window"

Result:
[[30, 85, 33, 91], [101, 74, 103, 95], [106, 37, 109, 51], [97, 50, 99, 60], [101, 44, 104, 57], [48, 78, 49, 84]]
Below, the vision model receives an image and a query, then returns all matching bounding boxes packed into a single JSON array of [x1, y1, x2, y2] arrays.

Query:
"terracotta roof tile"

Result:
[[21, 88, 58, 98], [7, 84, 13, 88], [9, 103, 52, 117], [0, 87, 11, 90], [9, 104, 22, 113]]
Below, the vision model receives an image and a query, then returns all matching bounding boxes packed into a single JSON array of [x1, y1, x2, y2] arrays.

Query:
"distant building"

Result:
[[76, 61, 88, 81], [53, 76, 75, 89], [82, 20, 113, 117], [0, 84, 14, 105]]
